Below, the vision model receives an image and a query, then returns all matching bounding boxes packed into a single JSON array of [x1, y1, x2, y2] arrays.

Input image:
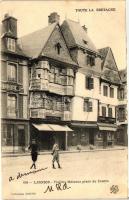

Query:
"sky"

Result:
[[1, 0, 126, 70]]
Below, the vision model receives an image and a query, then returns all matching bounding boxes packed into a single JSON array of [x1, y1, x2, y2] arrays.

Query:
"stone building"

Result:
[[19, 12, 78, 150], [1, 14, 29, 153]]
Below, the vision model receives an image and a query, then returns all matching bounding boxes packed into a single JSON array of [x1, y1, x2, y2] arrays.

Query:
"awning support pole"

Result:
[[65, 131, 68, 151]]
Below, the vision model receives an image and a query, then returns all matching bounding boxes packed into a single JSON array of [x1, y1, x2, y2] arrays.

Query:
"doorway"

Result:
[[89, 130, 94, 145]]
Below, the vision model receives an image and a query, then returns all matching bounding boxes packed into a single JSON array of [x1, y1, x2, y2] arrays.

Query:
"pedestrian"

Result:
[[52, 141, 61, 169], [28, 139, 38, 169]]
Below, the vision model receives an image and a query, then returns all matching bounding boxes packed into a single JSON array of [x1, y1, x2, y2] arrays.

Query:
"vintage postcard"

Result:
[[0, 0, 128, 199]]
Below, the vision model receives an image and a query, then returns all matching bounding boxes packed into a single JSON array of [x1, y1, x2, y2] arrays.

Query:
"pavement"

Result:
[[2, 145, 127, 157], [1, 148, 128, 199]]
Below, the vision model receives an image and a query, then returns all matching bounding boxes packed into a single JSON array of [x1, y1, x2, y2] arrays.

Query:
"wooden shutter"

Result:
[[89, 78, 94, 89], [1, 61, 7, 81], [88, 101, 93, 112], [102, 106, 106, 117], [1, 92, 7, 117], [18, 65, 23, 84], [108, 108, 112, 117], [85, 76, 89, 89], [18, 95, 23, 118]]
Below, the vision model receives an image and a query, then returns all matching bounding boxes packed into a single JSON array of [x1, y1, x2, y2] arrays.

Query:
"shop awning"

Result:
[[49, 124, 73, 131], [97, 123, 117, 132], [32, 124, 73, 132], [33, 124, 52, 131], [71, 123, 97, 128]]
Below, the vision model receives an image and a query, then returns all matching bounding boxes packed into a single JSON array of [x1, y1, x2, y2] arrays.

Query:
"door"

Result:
[[89, 130, 94, 145], [18, 128, 25, 151]]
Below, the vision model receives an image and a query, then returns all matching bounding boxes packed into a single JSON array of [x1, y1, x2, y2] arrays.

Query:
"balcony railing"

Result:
[[98, 116, 116, 123]]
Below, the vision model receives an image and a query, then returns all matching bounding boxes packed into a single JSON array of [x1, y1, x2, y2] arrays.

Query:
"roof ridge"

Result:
[[20, 22, 57, 39]]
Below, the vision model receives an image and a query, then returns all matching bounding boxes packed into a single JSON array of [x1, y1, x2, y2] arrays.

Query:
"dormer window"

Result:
[[55, 43, 61, 55], [7, 38, 16, 52], [87, 55, 95, 66]]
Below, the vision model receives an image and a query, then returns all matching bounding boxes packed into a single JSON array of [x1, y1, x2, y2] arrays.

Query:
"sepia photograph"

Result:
[[0, 0, 128, 199]]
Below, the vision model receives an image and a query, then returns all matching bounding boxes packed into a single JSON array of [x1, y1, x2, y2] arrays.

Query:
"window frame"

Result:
[[108, 107, 113, 118], [103, 85, 108, 96], [7, 38, 16, 52], [85, 76, 94, 90], [7, 94, 17, 117], [102, 106, 106, 117], [110, 87, 114, 98], [83, 99, 93, 112], [7, 62, 17, 82]]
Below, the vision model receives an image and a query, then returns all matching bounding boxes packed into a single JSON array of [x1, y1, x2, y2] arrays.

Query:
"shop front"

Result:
[[31, 123, 73, 151], [68, 123, 98, 150], [1, 119, 29, 153], [96, 123, 117, 148]]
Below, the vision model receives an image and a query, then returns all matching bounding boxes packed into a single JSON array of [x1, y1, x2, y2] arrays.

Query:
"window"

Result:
[[37, 74, 41, 79], [7, 38, 16, 51], [85, 76, 94, 90], [55, 43, 61, 55], [119, 88, 124, 99], [102, 106, 106, 117], [7, 95, 17, 117], [8, 63, 17, 82], [103, 85, 108, 96], [110, 87, 114, 98], [118, 107, 126, 122], [83, 99, 93, 112], [7, 125, 14, 146], [108, 107, 112, 118], [87, 55, 95, 66]]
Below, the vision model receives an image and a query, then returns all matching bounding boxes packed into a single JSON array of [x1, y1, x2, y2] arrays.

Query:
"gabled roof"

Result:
[[61, 19, 98, 53], [99, 47, 121, 84], [98, 47, 109, 59], [19, 22, 57, 58]]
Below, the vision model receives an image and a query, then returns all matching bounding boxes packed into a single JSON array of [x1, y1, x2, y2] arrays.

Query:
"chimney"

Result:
[[48, 12, 60, 25], [82, 25, 87, 33], [2, 13, 17, 38]]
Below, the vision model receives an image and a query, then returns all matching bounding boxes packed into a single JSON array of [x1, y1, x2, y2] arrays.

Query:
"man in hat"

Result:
[[28, 139, 38, 169], [52, 141, 61, 169]]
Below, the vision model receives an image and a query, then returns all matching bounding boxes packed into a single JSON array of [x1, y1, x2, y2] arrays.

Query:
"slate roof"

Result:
[[119, 68, 127, 83], [19, 22, 57, 59], [98, 47, 109, 59], [99, 47, 121, 84], [61, 19, 98, 53]]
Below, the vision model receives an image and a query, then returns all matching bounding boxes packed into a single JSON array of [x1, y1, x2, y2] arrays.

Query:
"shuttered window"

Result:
[[83, 99, 93, 112], [103, 85, 108, 96], [102, 106, 106, 117], [85, 76, 94, 90], [110, 87, 114, 98], [108, 107, 112, 117]]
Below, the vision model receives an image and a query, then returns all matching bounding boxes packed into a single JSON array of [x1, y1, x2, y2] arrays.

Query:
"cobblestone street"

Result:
[[2, 149, 128, 199]]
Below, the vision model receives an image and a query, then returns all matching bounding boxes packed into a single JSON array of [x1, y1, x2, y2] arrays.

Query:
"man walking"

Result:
[[28, 139, 38, 169], [52, 141, 61, 169]]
